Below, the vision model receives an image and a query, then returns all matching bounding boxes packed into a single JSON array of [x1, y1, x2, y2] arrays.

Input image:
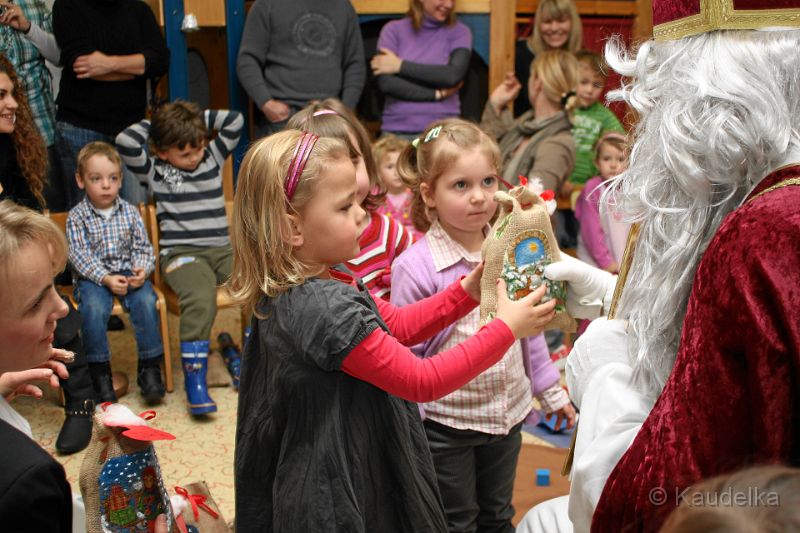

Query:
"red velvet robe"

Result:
[[591, 165, 800, 532]]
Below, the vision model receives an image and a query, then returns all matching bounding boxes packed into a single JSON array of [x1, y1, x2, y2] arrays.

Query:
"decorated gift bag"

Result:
[[171, 481, 231, 533], [80, 403, 176, 533], [480, 179, 575, 332]]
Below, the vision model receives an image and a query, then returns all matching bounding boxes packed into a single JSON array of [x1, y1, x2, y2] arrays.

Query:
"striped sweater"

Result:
[[115, 109, 244, 250], [345, 211, 411, 300]]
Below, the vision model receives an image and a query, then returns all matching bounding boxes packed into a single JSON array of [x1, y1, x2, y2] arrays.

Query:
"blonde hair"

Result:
[[531, 49, 581, 115], [288, 98, 386, 211], [396, 118, 501, 232], [0, 199, 67, 276], [407, 0, 457, 31], [76, 141, 123, 178], [529, 0, 583, 55], [373, 134, 410, 168], [228, 130, 350, 314], [659, 465, 800, 533]]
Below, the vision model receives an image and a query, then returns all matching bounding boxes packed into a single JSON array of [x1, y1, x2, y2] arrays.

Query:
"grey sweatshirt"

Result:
[[236, 0, 366, 109]]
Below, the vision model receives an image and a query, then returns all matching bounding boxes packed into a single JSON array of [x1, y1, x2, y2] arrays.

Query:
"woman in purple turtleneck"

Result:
[[370, 0, 472, 139]]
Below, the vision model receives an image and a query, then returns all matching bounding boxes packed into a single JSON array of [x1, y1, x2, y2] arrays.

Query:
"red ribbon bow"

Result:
[[174, 486, 219, 521]]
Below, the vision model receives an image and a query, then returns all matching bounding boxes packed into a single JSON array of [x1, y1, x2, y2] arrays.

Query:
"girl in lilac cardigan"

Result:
[[390, 119, 575, 532]]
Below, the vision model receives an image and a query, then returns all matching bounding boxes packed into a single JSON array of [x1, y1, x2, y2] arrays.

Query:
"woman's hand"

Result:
[[371, 48, 403, 76], [489, 72, 522, 113], [0, 356, 69, 402], [495, 281, 556, 339], [0, 2, 31, 33], [460, 261, 484, 302]]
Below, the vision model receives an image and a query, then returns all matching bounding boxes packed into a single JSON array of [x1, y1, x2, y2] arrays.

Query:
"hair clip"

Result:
[[411, 137, 421, 149], [285, 132, 319, 201], [424, 126, 442, 144], [560, 91, 577, 107]]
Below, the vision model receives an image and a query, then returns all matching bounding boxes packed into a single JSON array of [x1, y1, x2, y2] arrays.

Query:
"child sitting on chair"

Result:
[[116, 100, 244, 416], [66, 142, 165, 404]]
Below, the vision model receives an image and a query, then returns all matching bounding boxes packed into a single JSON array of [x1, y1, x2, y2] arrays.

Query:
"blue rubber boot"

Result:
[[216, 332, 242, 388], [180, 340, 217, 415]]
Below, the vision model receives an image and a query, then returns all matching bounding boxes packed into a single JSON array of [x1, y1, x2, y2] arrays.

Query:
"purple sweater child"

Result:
[[390, 236, 560, 424], [575, 176, 630, 271], [376, 16, 472, 134]]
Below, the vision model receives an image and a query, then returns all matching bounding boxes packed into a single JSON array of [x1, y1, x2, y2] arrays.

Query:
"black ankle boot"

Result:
[[56, 398, 95, 454], [89, 362, 117, 403], [137, 357, 166, 404]]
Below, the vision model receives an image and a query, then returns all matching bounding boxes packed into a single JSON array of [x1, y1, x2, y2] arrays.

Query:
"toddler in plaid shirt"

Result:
[[66, 142, 165, 404]]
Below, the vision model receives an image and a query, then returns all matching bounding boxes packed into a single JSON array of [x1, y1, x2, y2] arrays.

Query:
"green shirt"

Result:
[[568, 102, 624, 185]]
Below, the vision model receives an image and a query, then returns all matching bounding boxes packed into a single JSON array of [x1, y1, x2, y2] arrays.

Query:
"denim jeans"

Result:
[[75, 274, 163, 363], [57, 121, 148, 208]]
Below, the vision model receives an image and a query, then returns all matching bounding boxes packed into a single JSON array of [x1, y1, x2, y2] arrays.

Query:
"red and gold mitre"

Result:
[[654, 0, 800, 40]]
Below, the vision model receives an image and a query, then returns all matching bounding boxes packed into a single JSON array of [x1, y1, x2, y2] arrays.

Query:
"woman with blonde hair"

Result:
[[481, 49, 579, 193], [371, 0, 472, 138], [515, 0, 583, 115]]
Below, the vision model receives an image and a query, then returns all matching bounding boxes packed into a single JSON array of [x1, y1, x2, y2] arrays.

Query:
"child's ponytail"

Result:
[[395, 137, 430, 232]]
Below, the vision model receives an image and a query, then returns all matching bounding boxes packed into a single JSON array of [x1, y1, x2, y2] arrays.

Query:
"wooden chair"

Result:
[[144, 200, 248, 344], [45, 205, 175, 392]]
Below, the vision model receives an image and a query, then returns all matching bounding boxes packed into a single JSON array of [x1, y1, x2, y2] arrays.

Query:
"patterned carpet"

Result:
[[16, 307, 554, 524]]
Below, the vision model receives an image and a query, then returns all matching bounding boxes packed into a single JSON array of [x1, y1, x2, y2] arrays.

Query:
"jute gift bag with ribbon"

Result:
[[79, 403, 176, 533], [480, 182, 575, 332], [172, 481, 231, 533]]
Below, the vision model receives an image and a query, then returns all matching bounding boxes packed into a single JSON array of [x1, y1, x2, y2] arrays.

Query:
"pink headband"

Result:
[[312, 109, 338, 117], [285, 132, 319, 201]]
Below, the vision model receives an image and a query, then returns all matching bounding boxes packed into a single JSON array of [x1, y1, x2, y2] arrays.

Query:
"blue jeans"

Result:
[[75, 275, 163, 363], [57, 121, 148, 208]]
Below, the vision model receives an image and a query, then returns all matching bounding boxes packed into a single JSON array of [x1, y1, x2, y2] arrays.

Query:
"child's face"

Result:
[[421, 147, 498, 243], [76, 154, 122, 209], [292, 157, 367, 268], [157, 140, 206, 172], [596, 143, 627, 180], [539, 15, 571, 50], [577, 65, 605, 108], [0, 242, 68, 374], [378, 150, 404, 194]]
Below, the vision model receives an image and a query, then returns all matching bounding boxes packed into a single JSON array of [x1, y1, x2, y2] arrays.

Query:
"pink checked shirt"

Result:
[[420, 222, 534, 434]]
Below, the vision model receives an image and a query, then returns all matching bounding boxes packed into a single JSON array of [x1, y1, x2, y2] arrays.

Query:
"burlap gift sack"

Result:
[[79, 403, 176, 533], [172, 481, 231, 533], [480, 186, 575, 332]]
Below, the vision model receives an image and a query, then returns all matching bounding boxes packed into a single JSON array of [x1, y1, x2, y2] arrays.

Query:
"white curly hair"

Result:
[[603, 30, 800, 397]]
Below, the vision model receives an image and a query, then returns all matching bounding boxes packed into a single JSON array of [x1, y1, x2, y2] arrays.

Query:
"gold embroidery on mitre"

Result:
[[654, 0, 800, 41]]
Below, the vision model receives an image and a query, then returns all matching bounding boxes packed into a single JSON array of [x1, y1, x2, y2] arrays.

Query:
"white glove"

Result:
[[565, 318, 630, 408], [544, 254, 617, 320]]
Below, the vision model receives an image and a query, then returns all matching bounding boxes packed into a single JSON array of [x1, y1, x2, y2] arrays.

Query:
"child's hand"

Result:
[[127, 268, 147, 289], [546, 402, 577, 430], [494, 280, 556, 339], [102, 274, 129, 296], [460, 261, 484, 302]]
